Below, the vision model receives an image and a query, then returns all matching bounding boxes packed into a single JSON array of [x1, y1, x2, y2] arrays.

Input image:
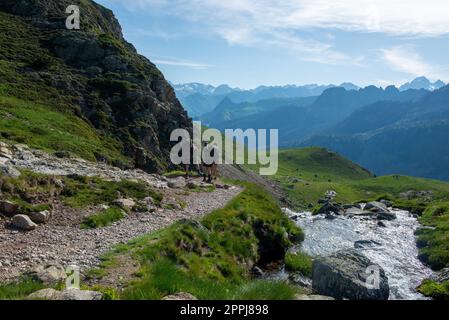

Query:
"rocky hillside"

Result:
[[0, 0, 190, 172]]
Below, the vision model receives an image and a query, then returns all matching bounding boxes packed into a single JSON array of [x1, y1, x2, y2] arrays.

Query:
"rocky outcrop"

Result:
[[312, 249, 389, 300], [0, 0, 191, 173]]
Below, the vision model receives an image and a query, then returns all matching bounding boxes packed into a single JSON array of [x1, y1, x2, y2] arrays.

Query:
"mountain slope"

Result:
[[202, 96, 317, 127], [0, 0, 190, 172], [204, 86, 427, 145], [301, 85, 449, 180], [176, 83, 347, 117]]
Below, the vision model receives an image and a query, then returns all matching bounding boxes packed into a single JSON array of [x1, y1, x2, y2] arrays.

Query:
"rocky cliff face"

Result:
[[0, 0, 191, 172]]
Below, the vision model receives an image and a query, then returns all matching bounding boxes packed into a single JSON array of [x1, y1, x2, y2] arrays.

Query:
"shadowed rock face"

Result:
[[312, 249, 390, 300], [0, 0, 191, 172]]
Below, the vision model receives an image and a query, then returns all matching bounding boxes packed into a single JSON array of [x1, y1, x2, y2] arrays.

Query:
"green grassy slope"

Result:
[[265, 147, 449, 211], [0, 11, 130, 165]]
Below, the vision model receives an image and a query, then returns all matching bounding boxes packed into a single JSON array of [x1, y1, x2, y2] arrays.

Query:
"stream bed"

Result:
[[282, 208, 435, 300]]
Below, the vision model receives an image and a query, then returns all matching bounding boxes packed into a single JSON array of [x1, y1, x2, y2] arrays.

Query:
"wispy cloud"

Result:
[[107, 0, 449, 67], [119, 0, 449, 36], [381, 46, 445, 80], [152, 58, 211, 69]]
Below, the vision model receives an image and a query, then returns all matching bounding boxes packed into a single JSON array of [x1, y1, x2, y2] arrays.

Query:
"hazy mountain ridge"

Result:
[[175, 82, 359, 117], [301, 85, 449, 180]]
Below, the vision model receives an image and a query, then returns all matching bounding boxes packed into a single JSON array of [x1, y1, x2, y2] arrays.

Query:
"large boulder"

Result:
[[312, 249, 389, 300], [11, 214, 37, 231], [0, 200, 19, 216]]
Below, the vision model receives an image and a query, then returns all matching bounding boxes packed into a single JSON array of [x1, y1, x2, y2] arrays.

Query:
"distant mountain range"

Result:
[[173, 82, 359, 117], [301, 85, 449, 180], [174, 77, 445, 118], [179, 77, 449, 181]]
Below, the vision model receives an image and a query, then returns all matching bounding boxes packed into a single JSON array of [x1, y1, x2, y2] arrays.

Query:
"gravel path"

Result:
[[0, 186, 241, 282], [0, 143, 243, 283]]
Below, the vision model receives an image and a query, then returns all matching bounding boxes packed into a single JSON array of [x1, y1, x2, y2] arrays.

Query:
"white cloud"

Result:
[[152, 58, 211, 69], [114, 0, 449, 36], [107, 0, 449, 66], [381, 46, 445, 80]]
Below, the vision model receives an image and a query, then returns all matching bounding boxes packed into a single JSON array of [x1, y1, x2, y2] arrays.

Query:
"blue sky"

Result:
[[97, 0, 449, 89]]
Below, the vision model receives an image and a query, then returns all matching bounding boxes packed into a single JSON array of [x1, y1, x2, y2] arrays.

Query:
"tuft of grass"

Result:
[[415, 202, 449, 270], [0, 96, 130, 167], [81, 207, 125, 229], [0, 277, 45, 300], [231, 280, 298, 300], [61, 176, 162, 208], [284, 252, 313, 277], [0, 170, 162, 209], [417, 279, 449, 300]]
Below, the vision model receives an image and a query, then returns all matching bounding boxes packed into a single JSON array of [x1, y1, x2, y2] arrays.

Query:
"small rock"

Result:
[[365, 201, 388, 212], [60, 289, 103, 300], [28, 210, 51, 224], [314, 202, 342, 215], [295, 294, 335, 300], [29, 263, 67, 285], [376, 211, 397, 221], [162, 292, 198, 300], [11, 214, 37, 231], [113, 198, 136, 210], [377, 221, 387, 228], [354, 240, 382, 249], [0, 164, 21, 178], [27, 288, 62, 300], [143, 196, 154, 204], [0, 142, 13, 159], [379, 199, 393, 207], [251, 266, 265, 277], [0, 200, 19, 217], [289, 273, 312, 288], [167, 177, 187, 189]]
